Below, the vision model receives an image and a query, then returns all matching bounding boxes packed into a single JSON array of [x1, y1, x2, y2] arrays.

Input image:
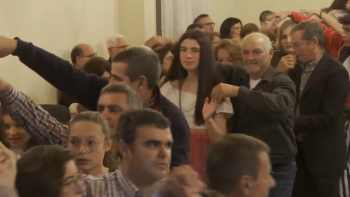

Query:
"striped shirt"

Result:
[[0, 87, 161, 197]]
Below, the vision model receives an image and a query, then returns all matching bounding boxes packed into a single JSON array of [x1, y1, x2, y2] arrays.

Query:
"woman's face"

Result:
[[230, 23, 242, 38], [68, 121, 111, 174], [162, 51, 174, 72], [217, 48, 235, 65], [346, 0, 350, 12], [60, 160, 84, 197], [4, 114, 31, 148], [280, 26, 294, 54], [180, 39, 201, 71]]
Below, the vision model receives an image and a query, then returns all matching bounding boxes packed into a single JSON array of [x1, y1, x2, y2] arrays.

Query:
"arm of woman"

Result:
[[203, 97, 233, 142], [301, 9, 343, 33]]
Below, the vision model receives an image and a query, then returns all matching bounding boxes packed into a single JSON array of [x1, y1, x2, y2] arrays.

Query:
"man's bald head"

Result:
[[71, 44, 96, 69], [242, 32, 273, 52], [241, 32, 274, 76]]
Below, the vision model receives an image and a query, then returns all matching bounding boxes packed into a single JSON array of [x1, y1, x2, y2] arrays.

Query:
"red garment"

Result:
[[189, 132, 211, 182], [291, 12, 344, 59]]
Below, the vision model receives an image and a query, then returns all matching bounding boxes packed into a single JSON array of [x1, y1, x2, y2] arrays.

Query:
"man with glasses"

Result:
[[194, 14, 215, 33], [106, 34, 129, 63], [71, 44, 97, 69]]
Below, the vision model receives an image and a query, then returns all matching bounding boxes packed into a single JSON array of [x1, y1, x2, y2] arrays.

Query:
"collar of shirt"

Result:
[[260, 66, 275, 83], [117, 170, 140, 197], [301, 50, 325, 71]]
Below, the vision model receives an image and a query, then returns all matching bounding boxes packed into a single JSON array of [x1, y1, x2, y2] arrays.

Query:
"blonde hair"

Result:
[[214, 39, 242, 65]]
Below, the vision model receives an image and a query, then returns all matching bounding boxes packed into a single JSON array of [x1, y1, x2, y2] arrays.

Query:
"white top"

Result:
[[161, 81, 234, 130], [249, 79, 261, 89]]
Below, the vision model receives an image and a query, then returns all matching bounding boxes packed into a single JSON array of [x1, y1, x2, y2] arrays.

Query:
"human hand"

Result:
[[202, 98, 218, 122], [0, 142, 17, 189], [276, 54, 297, 72], [0, 36, 18, 58], [299, 9, 321, 17], [159, 165, 205, 197], [145, 36, 176, 53], [211, 83, 239, 102]]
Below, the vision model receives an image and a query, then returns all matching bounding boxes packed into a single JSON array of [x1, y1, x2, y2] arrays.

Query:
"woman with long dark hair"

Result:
[[219, 17, 242, 39], [161, 30, 233, 181]]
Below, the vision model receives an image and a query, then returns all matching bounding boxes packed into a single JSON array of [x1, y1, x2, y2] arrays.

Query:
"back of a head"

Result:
[[187, 23, 204, 31], [112, 47, 160, 90], [242, 32, 272, 52], [206, 134, 269, 195], [194, 14, 209, 24], [220, 17, 242, 39], [116, 108, 170, 145], [16, 145, 74, 197], [240, 23, 260, 39], [259, 10, 274, 22], [71, 45, 83, 64], [290, 20, 326, 48], [82, 56, 112, 77]]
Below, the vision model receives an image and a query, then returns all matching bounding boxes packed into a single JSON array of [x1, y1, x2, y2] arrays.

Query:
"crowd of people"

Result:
[[1, 0, 350, 197]]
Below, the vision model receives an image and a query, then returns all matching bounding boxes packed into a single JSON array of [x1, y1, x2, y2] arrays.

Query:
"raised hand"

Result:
[[145, 36, 176, 53], [299, 9, 321, 17], [0, 36, 18, 58], [276, 54, 297, 72], [202, 98, 219, 122]]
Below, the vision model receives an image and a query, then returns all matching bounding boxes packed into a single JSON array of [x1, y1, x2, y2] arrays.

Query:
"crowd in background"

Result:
[[1, 0, 350, 197]]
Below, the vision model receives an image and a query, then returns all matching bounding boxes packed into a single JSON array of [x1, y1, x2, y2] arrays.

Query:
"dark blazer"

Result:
[[12, 38, 191, 168], [288, 52, 350, 176]]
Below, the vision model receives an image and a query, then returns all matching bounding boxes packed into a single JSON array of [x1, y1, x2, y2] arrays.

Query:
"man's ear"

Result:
[[237, 175, 255, 196]]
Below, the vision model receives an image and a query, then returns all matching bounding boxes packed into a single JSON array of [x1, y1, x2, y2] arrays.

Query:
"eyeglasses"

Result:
[[80, 53, 97, 58], [202, 22, 215, 27], [68, 139, 105, 153], [291, 42, 311, 49], [61, 174, 83, 192], [110, 45, 129, 50]]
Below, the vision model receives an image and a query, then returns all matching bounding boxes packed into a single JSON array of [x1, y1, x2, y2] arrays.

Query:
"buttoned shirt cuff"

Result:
[[0, 86, 18, 105]]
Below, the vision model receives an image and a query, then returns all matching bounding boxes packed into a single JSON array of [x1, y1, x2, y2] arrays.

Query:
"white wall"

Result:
[[0, 0, 115, 104], [209, 0, 332, 32]]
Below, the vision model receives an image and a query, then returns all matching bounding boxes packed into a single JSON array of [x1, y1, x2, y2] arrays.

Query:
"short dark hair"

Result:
[[112, 47, 161, 90], [259, 10, 274, 22], [16, 145, 74, 197], [187, 24, 204, 31], [194, 14, 209, 24], [83, 57, 111, 77], [290, 20, 326, 48], [339, 14, 350, 25], [70, 46, 83, 64], [100, 84, 143, 110], [220, 17, 242, 39], [116, 109, 171, 157], [206, 134, 270, 195], [240, 23, 259, 39]]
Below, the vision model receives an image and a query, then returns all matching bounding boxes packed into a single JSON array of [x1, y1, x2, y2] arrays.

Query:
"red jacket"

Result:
[[292, 12, 344, 59]]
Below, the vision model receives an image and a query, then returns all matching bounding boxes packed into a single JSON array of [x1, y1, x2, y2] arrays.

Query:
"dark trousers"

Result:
[[292, 142, 341, 197], [268, 161, 297, 197]]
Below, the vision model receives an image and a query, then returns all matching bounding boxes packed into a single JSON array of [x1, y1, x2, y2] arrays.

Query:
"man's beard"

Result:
[[244, 60, 261, 74]]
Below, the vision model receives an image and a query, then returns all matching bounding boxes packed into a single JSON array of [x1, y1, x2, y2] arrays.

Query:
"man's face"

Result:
[[123, 125, 173, 181], [201, 17, 215, 32], [108, 39, 128, 59], [76, 45, 95, 69], [248, 152, 276, 197], [97, 93, 130, 136], [60, 160, 84, 197], [291, 30, 316, 64], [109, 62, 141, 92], [342, 24, 350, 47], [242, 37, 273, 74]]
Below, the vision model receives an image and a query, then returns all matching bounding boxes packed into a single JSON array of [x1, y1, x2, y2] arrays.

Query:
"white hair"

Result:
[[106, 34, 126, 48], [242, 32, 272, 52]]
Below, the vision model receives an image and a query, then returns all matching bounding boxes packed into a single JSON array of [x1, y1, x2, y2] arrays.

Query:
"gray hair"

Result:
[[290, 20, 325, 48], [106, 34, 126, 48], [100, 84, 143, 110], [242, 32, 272, 52]]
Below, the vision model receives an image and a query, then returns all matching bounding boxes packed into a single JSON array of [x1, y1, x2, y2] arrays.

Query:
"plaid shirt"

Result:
[[0, 86, 162, 197]]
